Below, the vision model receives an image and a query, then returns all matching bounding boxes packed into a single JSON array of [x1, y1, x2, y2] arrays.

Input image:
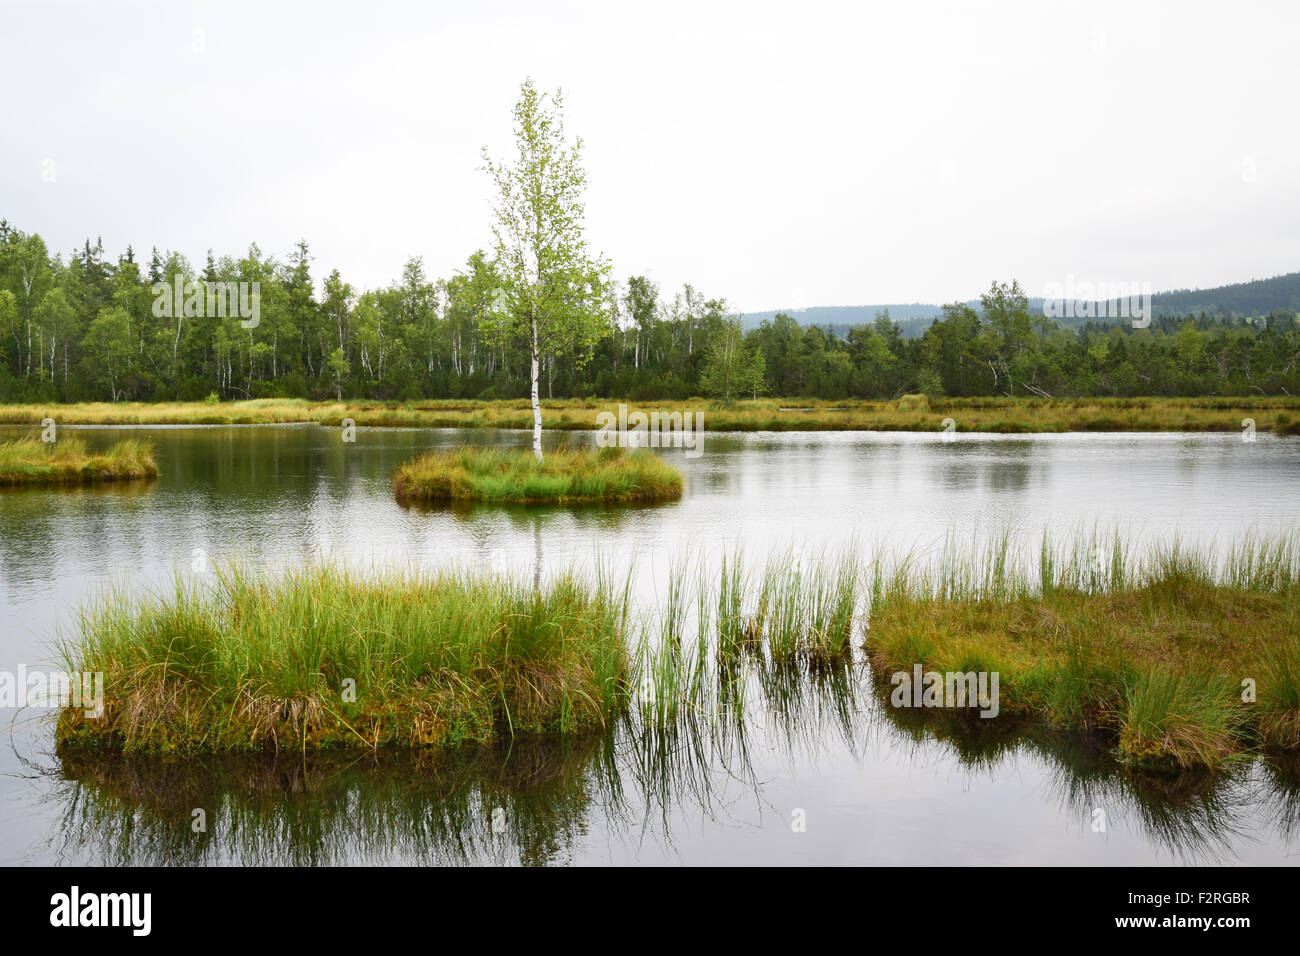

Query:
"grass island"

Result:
[[391, 445, 683, 504], [0, 437, 158, 487]]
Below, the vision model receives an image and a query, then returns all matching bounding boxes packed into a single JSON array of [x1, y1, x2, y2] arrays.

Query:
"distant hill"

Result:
[[743, 306, 946, 340], [741, 271, 1300, 337], [1150, 272, 1300, 318]]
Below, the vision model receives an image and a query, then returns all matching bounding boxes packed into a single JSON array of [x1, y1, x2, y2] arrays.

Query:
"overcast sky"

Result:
[[3, 0, 1297, 313]]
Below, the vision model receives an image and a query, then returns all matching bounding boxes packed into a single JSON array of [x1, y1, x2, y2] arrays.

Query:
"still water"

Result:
[[1, 424, 1298, 865]]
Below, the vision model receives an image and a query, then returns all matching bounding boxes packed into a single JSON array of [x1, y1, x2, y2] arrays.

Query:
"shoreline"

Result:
[[1, 396, 1299, 435]]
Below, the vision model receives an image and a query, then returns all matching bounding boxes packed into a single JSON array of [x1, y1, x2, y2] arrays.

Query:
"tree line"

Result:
[[2, 222, 1297, 404]]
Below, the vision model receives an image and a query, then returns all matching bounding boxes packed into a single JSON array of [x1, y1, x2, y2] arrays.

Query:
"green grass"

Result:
[[392, 445, 683, 504], [56, 563, 634, 753], [53, 532, 1300, 771], [3, 395, 1299, 434], [0, 437, 158, 486], [55, 548, 863, 754], [864, 531, 1300, 771]]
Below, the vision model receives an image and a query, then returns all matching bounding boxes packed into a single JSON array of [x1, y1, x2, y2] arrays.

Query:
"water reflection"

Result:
[[52, 738, 606, 866], [49, 660, 1300, 866], [874, 693, 1300, 864], [5, 425, 1300, 864]]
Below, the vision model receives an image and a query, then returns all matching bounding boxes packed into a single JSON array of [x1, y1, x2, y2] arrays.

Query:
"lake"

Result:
[[2, 423, 1298, 864]]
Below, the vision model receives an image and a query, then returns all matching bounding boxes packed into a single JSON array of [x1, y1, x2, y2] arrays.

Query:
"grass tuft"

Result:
[[865, 530, 1300, 770], [56, 563, 633, 753], [0, 437, 158, 486], [392, 445, 683, 504]]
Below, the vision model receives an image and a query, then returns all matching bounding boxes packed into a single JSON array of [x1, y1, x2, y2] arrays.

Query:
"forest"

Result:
[[2, 220, 1298, 405]]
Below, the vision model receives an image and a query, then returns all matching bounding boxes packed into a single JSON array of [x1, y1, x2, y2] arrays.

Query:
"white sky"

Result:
[[2, 0, 1297, 313]]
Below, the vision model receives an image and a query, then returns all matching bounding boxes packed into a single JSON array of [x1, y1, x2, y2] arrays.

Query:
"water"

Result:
[[2, 424, 1298, 864]]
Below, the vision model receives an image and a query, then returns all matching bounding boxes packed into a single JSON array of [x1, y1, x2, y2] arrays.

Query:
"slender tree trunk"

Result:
[[530, 313, 542, 461]]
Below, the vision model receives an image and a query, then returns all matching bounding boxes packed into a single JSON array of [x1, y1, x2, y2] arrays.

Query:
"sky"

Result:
[[2, 0, 1298, 313]]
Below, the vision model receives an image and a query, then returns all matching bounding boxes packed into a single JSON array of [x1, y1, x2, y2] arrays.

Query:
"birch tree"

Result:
[[481, 78, 611, 460]]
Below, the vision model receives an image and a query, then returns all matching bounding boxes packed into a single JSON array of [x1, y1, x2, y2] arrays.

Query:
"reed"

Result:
[[53, 532, 1300, 771]]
